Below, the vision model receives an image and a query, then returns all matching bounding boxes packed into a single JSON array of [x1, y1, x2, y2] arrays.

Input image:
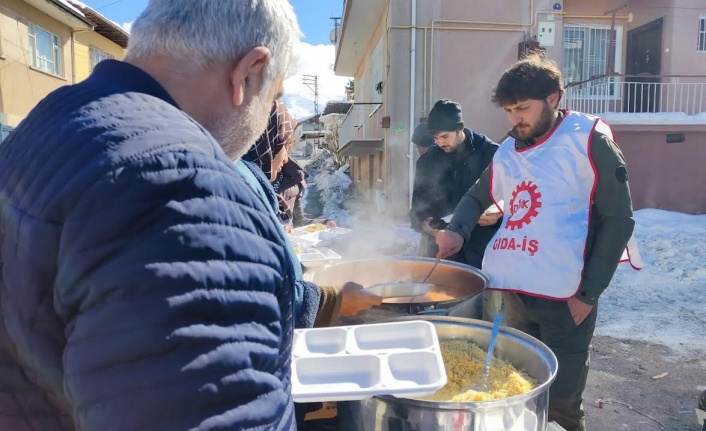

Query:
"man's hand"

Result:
[[325, 220, 337, 227], [478, 212, 502, 226], [435, 229, 464, 259], [339, 282, 383, 316], [567, 296, 593, 325], [422, 217, 441, 238]]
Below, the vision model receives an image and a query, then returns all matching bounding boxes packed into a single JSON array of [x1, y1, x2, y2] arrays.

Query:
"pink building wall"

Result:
[[433, 0, 533, 141], [615, 126, 706, 214]]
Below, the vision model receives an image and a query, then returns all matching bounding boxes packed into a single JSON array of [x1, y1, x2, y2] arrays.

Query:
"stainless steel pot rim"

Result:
[[374, 316, 559, 410], [326, 256, 489, 282], [323, 257, 489, 306]]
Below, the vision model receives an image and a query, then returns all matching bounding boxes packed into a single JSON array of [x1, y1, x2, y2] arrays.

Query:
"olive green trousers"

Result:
[[502, 291, 598, 431]]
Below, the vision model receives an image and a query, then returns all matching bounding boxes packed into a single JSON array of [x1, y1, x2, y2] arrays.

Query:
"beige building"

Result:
[[0, 0, 127, 128], [335, 0, 706, 217]]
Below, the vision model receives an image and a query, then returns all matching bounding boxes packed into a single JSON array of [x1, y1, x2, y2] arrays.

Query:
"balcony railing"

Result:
[[338, 103, 384, 148], [562, 75, 706, 117]]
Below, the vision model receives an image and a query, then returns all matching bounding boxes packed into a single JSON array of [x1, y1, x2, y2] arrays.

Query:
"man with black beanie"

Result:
[[409, 123, 443, 257], [420, 99, 501, 267]]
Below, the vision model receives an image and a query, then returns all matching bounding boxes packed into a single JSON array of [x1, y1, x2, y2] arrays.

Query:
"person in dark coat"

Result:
[[0, 2, 304, 430], [409, 123, 444, 257], [245, 100, 381, 328], [423, 99, 501, 268], [274, 158, 336, 228], [245, 101, 382, 429], [245, 101, 336, 229]]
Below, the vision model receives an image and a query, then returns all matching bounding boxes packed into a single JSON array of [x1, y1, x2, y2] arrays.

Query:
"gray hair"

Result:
[[126, 0, 301, 86]]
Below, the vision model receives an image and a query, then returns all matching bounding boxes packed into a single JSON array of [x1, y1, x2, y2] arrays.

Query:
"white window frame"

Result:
[[89, 46, 113, 71], [562, 23, 623, 100], [28, 23, 63, 77], [698, 16, 706, 52]]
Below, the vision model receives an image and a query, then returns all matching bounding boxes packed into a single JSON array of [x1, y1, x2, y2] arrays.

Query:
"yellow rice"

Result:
[[422, 339, 537, 402]]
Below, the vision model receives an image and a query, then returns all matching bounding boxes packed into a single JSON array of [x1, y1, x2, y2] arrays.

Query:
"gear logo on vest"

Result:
[[505, 181, 542, 230]]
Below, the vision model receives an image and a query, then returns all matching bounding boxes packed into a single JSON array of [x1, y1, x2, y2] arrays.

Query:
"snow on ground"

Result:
[[305, 150, 353, 226], [597, 209, 706, 357]]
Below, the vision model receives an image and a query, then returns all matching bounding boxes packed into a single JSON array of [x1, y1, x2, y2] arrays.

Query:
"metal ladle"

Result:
[[421, 257, 441, 284], [363, 258, 440, 299]]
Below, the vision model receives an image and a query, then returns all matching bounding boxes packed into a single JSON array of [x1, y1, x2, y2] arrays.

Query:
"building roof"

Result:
[[322, 101, 352, 116], [24, 0, 94, 30], [68, 1, 130, 48], [295, 114, 321, 125]]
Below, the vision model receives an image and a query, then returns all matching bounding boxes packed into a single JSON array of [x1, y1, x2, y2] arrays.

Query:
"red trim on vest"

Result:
[[488, 163, 504, 216], [574, 118, 602, 299], [620, 247, 642, 271]]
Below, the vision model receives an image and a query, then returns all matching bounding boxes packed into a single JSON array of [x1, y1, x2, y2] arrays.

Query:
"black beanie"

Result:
[[427, 99, 464, 133], [411, 123, 434, 148]]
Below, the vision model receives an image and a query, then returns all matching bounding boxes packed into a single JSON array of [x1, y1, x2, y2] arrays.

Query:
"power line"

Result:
[[96, 0, 129, 11]]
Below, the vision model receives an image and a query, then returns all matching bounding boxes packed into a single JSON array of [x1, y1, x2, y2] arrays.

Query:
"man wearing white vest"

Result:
[[435, 52, 640, 431]]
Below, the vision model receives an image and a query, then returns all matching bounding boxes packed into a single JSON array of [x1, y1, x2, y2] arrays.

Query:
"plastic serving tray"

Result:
[[292, 225, 353, 244], [291, 320, 447, 403], [299, 246, 342, 269]]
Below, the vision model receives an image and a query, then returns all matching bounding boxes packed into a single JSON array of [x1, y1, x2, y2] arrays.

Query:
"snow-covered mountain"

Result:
[[283, 43, 350, 121]]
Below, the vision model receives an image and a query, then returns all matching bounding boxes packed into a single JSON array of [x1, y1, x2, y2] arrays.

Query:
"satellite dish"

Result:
[[329, 27, 340, 44]]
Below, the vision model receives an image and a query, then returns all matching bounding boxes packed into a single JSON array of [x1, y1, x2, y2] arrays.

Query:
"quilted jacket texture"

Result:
[[0, 60, 297, 431]]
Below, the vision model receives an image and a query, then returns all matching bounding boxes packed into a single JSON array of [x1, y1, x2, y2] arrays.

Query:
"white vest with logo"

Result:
[[482, 111, 642, 299]]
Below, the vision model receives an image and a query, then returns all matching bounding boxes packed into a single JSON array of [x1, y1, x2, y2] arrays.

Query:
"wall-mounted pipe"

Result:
[[408, 0, 417, 209], [423, 27, 428, 114], [70, 29, 92, 84]]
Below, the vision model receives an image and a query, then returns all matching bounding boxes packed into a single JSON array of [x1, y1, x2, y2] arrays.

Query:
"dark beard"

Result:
[[511, 103, 556, 143]]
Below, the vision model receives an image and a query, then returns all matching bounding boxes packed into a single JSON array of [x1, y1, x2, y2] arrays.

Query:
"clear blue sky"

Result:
[[80, 0, 343, 46]]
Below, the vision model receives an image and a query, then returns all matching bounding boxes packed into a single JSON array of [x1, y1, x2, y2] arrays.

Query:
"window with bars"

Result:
[[28, 24, 62, 76], [562, 24, 622, 97], [699, 17, 706, 52], [90, 46, 113, 71]]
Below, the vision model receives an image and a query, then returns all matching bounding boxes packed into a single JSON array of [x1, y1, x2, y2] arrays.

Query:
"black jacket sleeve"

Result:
[[410, 156, 431, 231], [446, 166, 493, 242], [577, 132, 635, 305]]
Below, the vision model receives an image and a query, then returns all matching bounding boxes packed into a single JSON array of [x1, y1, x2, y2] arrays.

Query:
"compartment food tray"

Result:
[[299, 246, 342, 269], [292, 225, 354, 244], [291, 320, 447, 403]]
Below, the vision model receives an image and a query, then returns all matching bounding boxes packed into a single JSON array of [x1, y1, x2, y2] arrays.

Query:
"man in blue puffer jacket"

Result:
[[0, 1, 302, 430]]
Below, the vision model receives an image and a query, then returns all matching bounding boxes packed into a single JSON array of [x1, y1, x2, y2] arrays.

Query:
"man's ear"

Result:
[[230, 47, 271, 107], [547, 91, 561, 109]]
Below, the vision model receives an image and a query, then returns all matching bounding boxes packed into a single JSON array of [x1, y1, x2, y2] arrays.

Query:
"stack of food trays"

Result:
[[291, 320, 447, 403]]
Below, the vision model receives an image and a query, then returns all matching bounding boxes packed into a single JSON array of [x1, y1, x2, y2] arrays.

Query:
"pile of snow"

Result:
[[597, 209, 706, 357], [58, 0, 85, 17], [305, 149, 352, 226]]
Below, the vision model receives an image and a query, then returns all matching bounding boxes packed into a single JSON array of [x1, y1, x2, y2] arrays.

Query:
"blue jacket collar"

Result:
[[89, 60, 180, 109]]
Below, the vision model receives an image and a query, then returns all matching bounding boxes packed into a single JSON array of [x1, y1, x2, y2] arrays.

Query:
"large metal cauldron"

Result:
[[310, 257, 488, 323], [337, 316, 558, 431]]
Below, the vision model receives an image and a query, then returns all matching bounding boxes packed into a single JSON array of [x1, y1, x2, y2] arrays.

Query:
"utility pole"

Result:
[[330, 17, 341, 44], [302, 74, 320, 147]]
